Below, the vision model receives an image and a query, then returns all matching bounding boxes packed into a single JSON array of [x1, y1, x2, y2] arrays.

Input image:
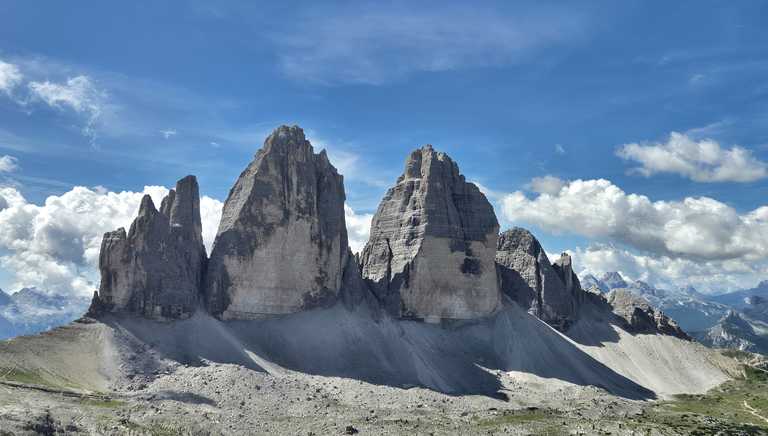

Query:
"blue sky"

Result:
[[0, 1, 767, 295]]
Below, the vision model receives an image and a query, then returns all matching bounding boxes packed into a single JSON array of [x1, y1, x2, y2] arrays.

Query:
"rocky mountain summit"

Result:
[[695, 310, 768, 353], [695, 298, 768, 354], [0, 287, 89, 339], [85, 125, 691, 338], [601, 272, 628, 290], [607, 290, 689, 339], [205, 125, 354, 319], [359, 144, 500, 322], [91, 176, 206, 319], [582, 271, 731, 333]]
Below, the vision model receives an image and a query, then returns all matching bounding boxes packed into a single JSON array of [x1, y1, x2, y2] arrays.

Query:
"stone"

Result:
[[93, 175, 206, 319], [360, 144, 500, 322], [495, 228, 578, 330], [607, 289, 689, 340], [205, 125, 349, 319]]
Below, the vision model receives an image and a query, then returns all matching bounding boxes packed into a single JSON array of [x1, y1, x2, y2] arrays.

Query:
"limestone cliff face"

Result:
[[94, 176, 206, 319], [495, 228, 580, 330], [205, 125, 349, 319], [360, 145, 500, 322]]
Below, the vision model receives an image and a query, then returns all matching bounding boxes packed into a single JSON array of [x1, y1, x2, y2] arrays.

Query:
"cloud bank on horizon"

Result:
[[0, 1, 767, 296]]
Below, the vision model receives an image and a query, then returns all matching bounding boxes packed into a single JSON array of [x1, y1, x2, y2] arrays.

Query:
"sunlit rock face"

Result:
[[94, 175, 206, 319], [205, 125, 350, 319], [608, 289, 690, 340], [495, 228, 581, 330], [360, 145, 500, 322]]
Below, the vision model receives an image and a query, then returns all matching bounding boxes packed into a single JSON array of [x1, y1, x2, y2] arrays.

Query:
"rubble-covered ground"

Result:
[[0, 359, 766, 435], [0, 307, 759, 435]]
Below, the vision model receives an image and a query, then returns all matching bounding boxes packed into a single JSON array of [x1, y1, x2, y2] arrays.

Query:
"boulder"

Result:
[[93, 176, 206, 319], [360, 145, 500, 322], [205, 125, 349, 319]]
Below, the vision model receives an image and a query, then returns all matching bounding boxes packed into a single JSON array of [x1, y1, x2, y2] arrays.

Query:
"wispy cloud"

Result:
[[28, 75, 107, 147], [0, 61, 23, 95], [0, 57, 110, 148], [0, 155, 19, 173], [161, 129, 177, 139], [271, 4, 588, 85]]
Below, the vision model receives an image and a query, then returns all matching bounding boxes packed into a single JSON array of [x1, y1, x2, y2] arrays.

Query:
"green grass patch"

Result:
[[0, 368, 58, 388], [722, 349, 755, 360], [629, 364, 768, 434], [474, 364, 768, 434]]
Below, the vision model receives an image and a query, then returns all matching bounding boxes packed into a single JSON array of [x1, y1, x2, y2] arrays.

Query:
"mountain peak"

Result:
[[361, 144, 499, 322], [600, 271, 627, 289]]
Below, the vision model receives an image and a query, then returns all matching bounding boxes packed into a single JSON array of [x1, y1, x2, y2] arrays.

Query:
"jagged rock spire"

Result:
[[360, 144, 500, 322], [495, 228, 579, 330], [205, 125, 352, 319], [92, 176, 206, 319]]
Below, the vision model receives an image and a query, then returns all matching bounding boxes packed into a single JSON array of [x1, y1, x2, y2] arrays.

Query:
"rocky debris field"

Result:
[[0, 358, 766, 435]]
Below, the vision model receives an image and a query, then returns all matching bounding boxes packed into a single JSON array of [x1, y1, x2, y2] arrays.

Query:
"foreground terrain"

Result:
[[0, 305, 757, 435]]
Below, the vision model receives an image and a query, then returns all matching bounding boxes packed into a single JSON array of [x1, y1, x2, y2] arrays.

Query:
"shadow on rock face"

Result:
[[100, 303, 655, 401]]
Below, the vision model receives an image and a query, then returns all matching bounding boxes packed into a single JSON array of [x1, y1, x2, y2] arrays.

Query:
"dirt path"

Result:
[[743, 400, 768, 425]]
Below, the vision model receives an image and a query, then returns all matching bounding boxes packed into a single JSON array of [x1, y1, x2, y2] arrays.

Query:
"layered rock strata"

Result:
[[205, 125, 350, 319], [360, 145, 500, 322], [93, 176, 206, 319]]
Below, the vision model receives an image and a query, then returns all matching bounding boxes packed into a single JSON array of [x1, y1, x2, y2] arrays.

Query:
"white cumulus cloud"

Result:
[[345, 204, 372, 254], [0, 60, 23, 95], [526, 175, 565, 195], [502, 178, 768, 261], [568, 245, 766, 294], [0, 185, 223, 297], [617, 132, 768, 183]]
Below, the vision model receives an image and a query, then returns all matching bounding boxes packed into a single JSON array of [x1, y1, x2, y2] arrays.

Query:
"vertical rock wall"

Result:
[[360, 145, 500, 322], [205, 125, 350, 319]]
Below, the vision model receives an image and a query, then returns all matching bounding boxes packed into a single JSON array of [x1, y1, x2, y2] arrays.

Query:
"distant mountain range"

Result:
[[710, 281, 768, 308], [582, 272, 768, 355], [0, 287, 89, 340]]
